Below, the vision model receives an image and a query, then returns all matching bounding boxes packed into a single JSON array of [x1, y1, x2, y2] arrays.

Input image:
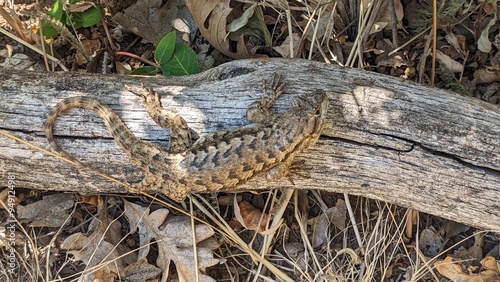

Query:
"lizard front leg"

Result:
[[245, 74, 301, 183], [245, 73, 286, 124]]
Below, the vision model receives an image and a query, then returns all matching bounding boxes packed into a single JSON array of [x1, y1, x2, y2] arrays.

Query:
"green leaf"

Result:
[[155, 31, 176, 64], [130, 66, 158, 76], [40, 0, 101, 38], [160, 43, 199, 76], [49, 0, 64, 19], [40, 0, 64, 38], [79, 7, 101, 27], [64, 6, 101, 28]]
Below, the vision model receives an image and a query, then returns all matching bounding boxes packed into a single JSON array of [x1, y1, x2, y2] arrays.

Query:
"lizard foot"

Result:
[[246, 73, 287, 124], [261, 73, 286, 108], [132, 176, 189, 202], [265, 160, 310, 185], [125, 84, 199, 153]]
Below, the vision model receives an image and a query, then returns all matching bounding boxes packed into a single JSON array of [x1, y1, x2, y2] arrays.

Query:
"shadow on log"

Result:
[[0, 59, 499, 231]]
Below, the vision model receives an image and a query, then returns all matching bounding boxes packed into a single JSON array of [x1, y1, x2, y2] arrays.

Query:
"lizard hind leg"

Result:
[[265, 163, 290, 182], [125, 85, 198, 153], [265, 160, 310, 185], [131, 171, 189, 202]]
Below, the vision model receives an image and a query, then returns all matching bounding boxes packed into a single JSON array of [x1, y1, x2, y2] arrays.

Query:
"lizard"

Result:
[[45, 75, 329, 202]]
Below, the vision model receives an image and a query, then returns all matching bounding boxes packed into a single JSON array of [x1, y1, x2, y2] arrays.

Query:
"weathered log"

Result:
[[0, 59, 499, 231]]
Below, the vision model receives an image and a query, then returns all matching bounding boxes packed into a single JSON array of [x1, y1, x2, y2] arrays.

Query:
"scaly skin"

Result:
[[46, 79, 328, 202]]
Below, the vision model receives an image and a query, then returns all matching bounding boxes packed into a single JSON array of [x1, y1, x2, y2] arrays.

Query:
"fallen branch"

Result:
[[0, 59, 499, 231]]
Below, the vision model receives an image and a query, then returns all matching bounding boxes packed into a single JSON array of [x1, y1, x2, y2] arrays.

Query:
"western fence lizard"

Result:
[[45, 76, 328, 202]]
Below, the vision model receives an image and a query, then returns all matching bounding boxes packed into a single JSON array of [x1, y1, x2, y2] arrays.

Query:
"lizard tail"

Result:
[[45, 96, 146, 168]]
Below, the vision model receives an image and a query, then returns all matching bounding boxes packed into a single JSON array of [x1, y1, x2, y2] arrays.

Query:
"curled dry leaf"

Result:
[[477, 14, 497, 53], [435, 50, 464, 73], [0, 7, 38, 44], [226, 3, 271, 46], [475, 67, 500, 84], [75, 39, 101, 65], [0, 188, 21, 211], [80, 195, 99, 206], [234, 200, 275, 234], [185, 0, 268, 59]]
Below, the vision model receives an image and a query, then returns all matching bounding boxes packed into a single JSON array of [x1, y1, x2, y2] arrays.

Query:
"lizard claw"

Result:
[[247, 73, 287, 124], [261, 73, 286, 109], [265, 160, 311, 185]]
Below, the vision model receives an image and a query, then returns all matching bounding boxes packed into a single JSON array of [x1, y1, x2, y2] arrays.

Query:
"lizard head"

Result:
[[294, 90, 328, 129], [289, 90, 329, 149]]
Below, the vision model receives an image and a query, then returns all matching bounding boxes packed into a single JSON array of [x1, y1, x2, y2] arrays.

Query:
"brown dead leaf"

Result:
[[124, 201, 220, 282], [228, 219, 244, 232], [445, 32, 467, 59], [376, 54, 407, 68], [0, 188, 20, 211], [234, 200, 275, 234], [80, 195, 99, 206], [0, 7, 38, 44], [308, 199, 346, 247], [61, 213, 133, 281], [435, 50, 464, 73], [65, 1, 96, 13], [483, 2, 497, 15], [475, 67, 500, 84], [435, 256, 500, 282], [443, 221, 470, 240], [75, 39, 101, 65], [186, 0, 261, 59], [112, 0, 196, 45], [122, 258, 162, 282], [16, 194, 74, 227], [481, 256, 500, 273]]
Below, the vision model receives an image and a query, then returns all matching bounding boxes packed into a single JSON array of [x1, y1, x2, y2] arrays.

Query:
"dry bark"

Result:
[[0, 59, 499, 231]]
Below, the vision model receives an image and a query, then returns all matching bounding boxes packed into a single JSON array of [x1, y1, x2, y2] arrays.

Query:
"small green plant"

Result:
[[131, 31, 199, 76], [415, 0, 475, 32], [41, 0, 101, 39]]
